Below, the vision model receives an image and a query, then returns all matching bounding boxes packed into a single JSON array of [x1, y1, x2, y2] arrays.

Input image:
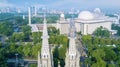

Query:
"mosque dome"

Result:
[[78, 11, 94, 20], [60, 13, 65, 18]]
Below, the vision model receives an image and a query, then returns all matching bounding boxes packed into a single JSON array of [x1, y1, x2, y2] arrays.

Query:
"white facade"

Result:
[[57, 9, 116, 35], [29, 9, 117, 35], [57, 13, 70, 34], [75, 10, 115, 35], [75, 20, 112, 35]]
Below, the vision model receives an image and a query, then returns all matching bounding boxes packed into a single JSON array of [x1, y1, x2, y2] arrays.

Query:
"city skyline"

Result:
[[0, 0, 120, 14], [0, 0, 119, 10]]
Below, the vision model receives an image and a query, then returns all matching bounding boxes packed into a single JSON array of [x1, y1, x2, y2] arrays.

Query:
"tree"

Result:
[[47, 16, 59, 23], [0, 21, 14, 36], [9, 43, 17, 53], [0, 43, 8, 67], [21, 25, 31, 41], [92, 37, 99, 45], [92, 48, 105, 61], [29, 64, 37, 67], [82, 35, 92, 45], [31, 32, 42, 44], [99, 38, 106, 45], [22, 43, 32, 57], [17, 45, 23, 55], [93, 26, 110, 37], [48, 26, 60, 35], [53, 47, 59, 67], [60, 59, 65, 67], [58, 47, 66, 59], [108, 64, 116, 67], [91, 59, 106, 67], [104, 47, 117, 61], [10, 32, 25, 42], [104, 38, 111, 45], [31, 43, 41, 58]]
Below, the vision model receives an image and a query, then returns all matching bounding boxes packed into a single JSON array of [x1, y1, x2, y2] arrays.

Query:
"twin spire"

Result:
[[41, 12, 49, 38], [38, 10, 53, 67]]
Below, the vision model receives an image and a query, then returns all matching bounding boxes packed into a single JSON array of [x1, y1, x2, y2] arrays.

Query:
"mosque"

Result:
[[28, 8, 117, 35], [58, 8, 117, 35]]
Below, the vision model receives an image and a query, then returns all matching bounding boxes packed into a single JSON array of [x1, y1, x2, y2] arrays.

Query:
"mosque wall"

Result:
[[75, 22, 81, 32], [60, 23, 70, 34], [83, 22, 112, 35]]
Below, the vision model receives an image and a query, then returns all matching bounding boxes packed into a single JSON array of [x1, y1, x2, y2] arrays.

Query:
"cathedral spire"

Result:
[[41, 11, 50, 58], [65, 14, 79, 67], [41, 12, 49, 39], [38, 9, 53, 67], [68, 16, 77, 58]]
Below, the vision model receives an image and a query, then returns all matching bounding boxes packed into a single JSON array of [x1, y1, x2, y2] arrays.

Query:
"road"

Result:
[[76, 35, 87, 67], [7, 59, 37, 67], [76, 35, 87, 57]]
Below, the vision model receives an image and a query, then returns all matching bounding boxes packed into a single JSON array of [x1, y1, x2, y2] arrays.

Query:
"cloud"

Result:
[[0, 0, 14, 8]]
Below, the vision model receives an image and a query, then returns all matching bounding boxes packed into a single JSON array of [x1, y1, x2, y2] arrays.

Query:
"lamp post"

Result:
[[15, 53, 18, 67]]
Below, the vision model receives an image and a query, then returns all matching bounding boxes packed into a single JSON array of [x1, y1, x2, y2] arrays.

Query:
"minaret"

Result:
[[65, 15, 79, 67], [28, 7, 31, 25], [38, 12, 53, 67], [60, 13, 65, 22]]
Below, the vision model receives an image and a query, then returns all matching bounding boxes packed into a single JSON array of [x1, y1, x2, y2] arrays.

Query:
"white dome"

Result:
[[78, 11, 94, 20], [60, 13, 65, 18]]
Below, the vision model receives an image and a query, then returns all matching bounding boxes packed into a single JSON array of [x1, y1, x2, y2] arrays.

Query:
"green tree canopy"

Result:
[[93, 26, 110, 37]]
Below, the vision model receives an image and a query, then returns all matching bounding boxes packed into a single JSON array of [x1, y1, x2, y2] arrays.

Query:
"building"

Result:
[[75, 10, 116, 35], [28, 7, 57, 32], [29, 8, 117, 35], [58, 8, 117, 35], [57, 13, 70, 34]]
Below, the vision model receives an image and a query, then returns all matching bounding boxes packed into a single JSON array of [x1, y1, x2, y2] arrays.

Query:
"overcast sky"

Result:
[[0, 0, 120, 12]]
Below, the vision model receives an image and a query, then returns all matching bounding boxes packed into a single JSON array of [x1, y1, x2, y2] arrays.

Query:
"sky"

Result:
[[0, 0, 120, 13]]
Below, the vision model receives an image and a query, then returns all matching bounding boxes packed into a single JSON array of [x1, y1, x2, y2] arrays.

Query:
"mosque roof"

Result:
[[78, 11, 94, 20]]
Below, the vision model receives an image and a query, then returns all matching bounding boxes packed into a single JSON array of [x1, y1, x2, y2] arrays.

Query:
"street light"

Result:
[[15, 53, 18, 67]]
